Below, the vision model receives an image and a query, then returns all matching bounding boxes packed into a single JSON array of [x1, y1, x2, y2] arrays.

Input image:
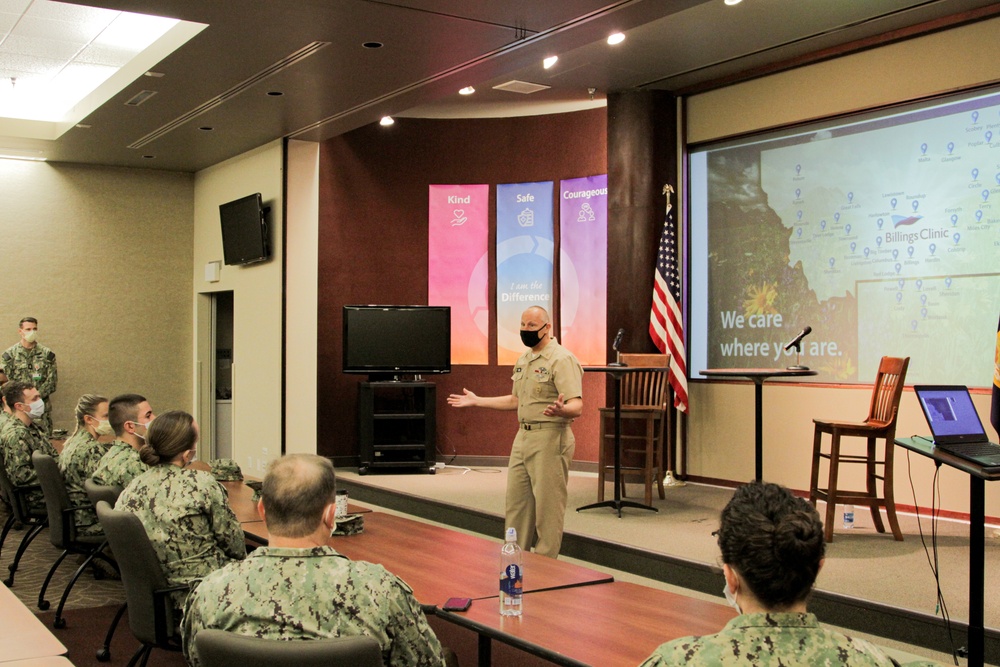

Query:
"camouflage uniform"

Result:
[[181, 546, 446, 667], [507, 338, 583, 558], [0, 416, 59, 511], [116, 465, 246, 616], [639, 612, 900, 666], [1, 343, 57, 436], [91, 441, 148, 489], [58, 429, 110, 535]]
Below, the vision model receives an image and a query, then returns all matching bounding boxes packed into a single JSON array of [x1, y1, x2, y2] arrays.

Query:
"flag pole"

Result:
[[661, 183, 686, 488]]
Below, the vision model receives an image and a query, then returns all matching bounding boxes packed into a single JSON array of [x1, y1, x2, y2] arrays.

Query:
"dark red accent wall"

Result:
[[317, 109, 607, 462]]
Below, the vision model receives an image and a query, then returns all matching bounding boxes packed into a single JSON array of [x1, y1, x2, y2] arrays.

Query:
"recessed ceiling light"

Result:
[[724, 0, 743, 5], [199, 126, 213, 131], [144, 71, 165, 78], [380, 116, 394, 126], [607, 32, 625, 45], [267, 91, 283, 96], [543, 56, 558, 69], [459, 86, 475, 95], [363, 42, 383, 49]]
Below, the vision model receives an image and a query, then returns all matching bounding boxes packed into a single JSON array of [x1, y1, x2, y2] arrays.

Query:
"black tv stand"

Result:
[[358, 381, 436, 475]]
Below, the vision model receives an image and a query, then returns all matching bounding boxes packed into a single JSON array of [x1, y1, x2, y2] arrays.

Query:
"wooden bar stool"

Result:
[[597, 353, 670, 506], [809, 356, 909, 542]]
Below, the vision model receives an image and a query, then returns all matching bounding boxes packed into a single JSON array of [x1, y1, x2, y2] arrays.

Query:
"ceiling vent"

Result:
[[492, 80, 551, 94], [125, 90, 158, 107]]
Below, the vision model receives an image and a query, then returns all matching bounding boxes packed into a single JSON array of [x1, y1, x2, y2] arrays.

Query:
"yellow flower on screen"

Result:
[[743, 282, 778, 316]]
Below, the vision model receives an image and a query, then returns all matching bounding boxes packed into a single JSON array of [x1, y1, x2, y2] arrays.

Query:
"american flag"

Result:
[[649, 195, 689, 412]]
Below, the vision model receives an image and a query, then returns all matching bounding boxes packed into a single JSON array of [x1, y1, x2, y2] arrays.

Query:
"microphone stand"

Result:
[[786, 342, 809, 371]]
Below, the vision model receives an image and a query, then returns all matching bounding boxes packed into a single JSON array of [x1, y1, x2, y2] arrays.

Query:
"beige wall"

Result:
[[685, 18, 1000, 516], [284, 141, 320, 455], [0, 159, 193, 430], [192, 141, 284, 474]]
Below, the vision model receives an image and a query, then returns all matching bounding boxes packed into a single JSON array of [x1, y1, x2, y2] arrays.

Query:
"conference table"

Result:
[[240, 511, 613, 606], [699, 367, 817, 481], [225, 482, 745, 666], [895, 436, 1000, 667], [437, 581, 736, 667], [0, 581, 67, 662]]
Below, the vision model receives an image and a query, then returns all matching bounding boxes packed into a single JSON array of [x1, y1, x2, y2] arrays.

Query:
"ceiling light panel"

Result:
[[0, 0, 182, 125]]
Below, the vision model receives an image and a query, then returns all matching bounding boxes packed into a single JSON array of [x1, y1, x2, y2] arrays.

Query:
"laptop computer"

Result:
[[914, 385, 1000, 469]]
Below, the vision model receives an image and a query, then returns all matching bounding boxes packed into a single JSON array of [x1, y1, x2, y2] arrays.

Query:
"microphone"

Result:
[[612, 328, 625, 352], [783, 326, 812, 351]]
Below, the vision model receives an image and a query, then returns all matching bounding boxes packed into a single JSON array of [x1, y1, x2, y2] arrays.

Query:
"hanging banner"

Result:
[[559, 174, 608, 364], [428, 184, 490, 365], [496, 181, 554, 365]]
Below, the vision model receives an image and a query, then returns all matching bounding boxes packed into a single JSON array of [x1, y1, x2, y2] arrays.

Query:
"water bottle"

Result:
[[843, 504, 855, 529], [499, 527, 523, 616]]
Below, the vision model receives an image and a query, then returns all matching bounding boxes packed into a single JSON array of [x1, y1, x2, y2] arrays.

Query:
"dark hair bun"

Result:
[[138, 443, 161, 466], [773, 509, 823, 563]]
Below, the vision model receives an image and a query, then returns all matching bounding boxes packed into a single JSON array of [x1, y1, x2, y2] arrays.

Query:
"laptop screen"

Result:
[[914, 385, 988, 443]]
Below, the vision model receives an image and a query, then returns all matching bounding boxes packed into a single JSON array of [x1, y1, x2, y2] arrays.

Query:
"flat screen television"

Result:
[[220, 193, 269, 265], [343, 305, 451, 379]]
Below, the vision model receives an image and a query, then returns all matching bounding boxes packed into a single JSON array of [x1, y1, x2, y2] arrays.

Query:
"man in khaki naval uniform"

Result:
[[181, 454, 448, 667], [448, 306, 583, 558]]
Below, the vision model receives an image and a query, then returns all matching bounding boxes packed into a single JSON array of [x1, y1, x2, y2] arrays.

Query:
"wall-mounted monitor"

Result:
[[343, 305, 451, 380], [220, 193, 269, 266]]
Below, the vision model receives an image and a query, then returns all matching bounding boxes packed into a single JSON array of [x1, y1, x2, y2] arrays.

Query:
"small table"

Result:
[[436, 581, 735, 667], [699, 368, 816, 481], [577, 365, 667, 517], [895, 436, 1000, 667]]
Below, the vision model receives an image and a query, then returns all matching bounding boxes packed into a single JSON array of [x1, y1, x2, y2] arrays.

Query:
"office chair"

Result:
[[0, 453, 48, 587], [809, 356, 910, 542], [597, 353, 670, 506], [32, 452, 119, 628], [96, 500, 186, 667], [194, 629, 383, 667], [85, 478, 125, 662]]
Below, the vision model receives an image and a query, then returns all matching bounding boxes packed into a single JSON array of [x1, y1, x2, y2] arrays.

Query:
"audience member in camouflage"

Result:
[[90, 394, 154, 489], [640, 613, 901, 666], [640, 482, 900, 667], [0, 318, 57, 436], [182, 454, 447, 667], [116, 411, 245, 618], [0, 381, 59, 511], [58, 394, 113, 536]]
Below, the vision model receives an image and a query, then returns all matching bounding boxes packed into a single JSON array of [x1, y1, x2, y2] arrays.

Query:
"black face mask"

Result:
[[519, 324, 548, 348]]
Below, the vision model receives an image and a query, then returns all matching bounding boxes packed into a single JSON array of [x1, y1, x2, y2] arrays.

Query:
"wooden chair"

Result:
[[809, 356, 909, 542], [597, 353, 670, 506]]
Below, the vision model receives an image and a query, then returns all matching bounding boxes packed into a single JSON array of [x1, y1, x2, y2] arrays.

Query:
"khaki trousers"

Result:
[[505, 425, 575, 558]]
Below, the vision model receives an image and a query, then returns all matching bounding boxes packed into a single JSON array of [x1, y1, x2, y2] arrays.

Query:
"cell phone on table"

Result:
[[442, 597, 472, 611]]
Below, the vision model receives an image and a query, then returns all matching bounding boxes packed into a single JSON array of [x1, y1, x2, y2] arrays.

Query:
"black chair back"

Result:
[[194, 629, 383, 667]]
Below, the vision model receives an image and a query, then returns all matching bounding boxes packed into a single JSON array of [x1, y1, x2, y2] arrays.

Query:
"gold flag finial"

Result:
[[662, 184, 674, 215]]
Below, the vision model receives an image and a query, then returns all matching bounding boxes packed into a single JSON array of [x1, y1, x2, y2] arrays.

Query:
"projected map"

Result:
[[691, 92, 1000, 385]]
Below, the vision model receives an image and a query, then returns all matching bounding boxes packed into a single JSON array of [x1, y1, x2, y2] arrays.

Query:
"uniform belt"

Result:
[[519, 422, 569, 431]]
